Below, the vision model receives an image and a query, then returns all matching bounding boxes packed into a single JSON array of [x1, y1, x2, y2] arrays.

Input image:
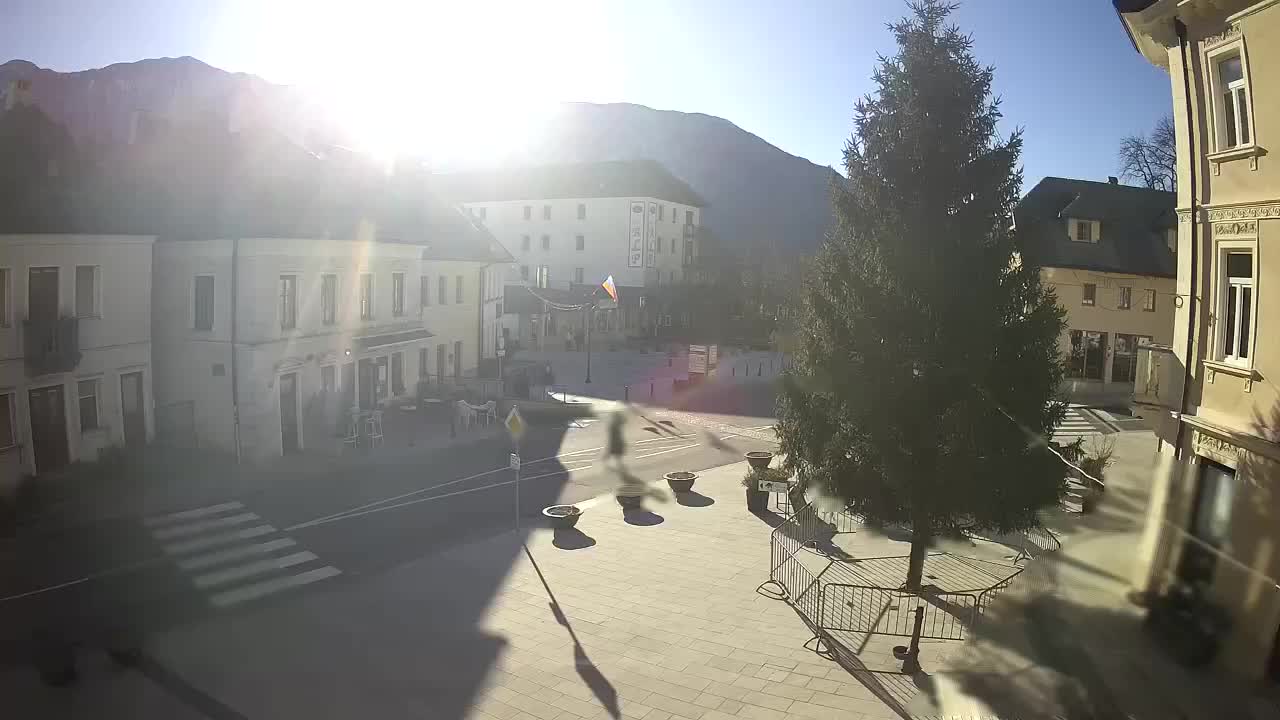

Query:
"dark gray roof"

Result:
[[1016, 177, 1176, 279], [437, 159, 707, 207]]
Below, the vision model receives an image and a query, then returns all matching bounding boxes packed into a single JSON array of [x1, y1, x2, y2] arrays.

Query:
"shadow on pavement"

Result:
[[551, 528, 597, 550], [621, 509, 664, 527], [675, 491, 714, 507]]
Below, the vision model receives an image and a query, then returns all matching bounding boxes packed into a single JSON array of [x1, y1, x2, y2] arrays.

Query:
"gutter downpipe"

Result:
[[231, 236, 242, 464], [1173, 17, 1198, 462]]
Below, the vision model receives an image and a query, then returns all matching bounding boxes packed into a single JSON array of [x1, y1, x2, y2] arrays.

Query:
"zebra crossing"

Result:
[[1051, 406, 1105, 443], [144, 501, 340, 608]]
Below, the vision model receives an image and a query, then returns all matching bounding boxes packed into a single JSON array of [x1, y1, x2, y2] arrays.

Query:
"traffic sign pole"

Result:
[[505, 406, 526, 533]]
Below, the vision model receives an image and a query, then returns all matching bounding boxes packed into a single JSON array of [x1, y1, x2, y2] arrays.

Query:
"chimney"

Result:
[[1107, 176, 1119, 185]]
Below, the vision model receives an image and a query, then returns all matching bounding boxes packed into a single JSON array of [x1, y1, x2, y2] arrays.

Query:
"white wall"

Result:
[[466, 196, 701, 292], [0, 235, 155, 488]]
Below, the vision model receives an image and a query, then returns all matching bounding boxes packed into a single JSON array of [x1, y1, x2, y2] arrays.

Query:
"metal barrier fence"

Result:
[[818, 584, 980, 640]]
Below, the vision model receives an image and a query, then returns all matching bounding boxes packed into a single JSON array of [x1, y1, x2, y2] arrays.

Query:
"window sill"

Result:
[[1207, 144, 1265, 173], [1203, 358, 1260, 391]]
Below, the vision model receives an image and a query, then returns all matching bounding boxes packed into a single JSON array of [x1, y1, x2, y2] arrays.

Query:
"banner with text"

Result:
[[628, 201, 645, 268], [646, 202, 659, 267]]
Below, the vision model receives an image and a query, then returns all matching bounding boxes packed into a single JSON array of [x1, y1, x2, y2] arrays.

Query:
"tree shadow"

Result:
[[552, 528, 597, 550], [675, 491, 715, 507]]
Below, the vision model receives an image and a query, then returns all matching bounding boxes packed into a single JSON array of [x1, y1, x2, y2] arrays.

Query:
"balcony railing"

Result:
[[24, 316, 81, 376], [1133, 343, 1181, 410]]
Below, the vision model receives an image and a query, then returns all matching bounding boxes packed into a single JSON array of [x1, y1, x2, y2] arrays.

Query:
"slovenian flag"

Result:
[[601, 275, 618, 301]]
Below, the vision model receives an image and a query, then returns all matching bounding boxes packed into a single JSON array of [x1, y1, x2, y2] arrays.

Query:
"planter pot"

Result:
[[746, 488, 769, 512], [617, 494, 643, 511], [745, 451, 774, 471], [542, 505, 582, 530], [664, 471, 697, 494]]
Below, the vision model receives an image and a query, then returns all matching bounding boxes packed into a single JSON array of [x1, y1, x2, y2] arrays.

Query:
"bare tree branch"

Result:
[[1118, 115, 1176, 193]]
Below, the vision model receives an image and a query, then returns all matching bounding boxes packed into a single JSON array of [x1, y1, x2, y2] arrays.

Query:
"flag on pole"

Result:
[[601, 275, 618, 301]]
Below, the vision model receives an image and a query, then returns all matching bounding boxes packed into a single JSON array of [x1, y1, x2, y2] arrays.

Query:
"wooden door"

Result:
[[120, 371, 146, 448], [28, 385, 68, 474]]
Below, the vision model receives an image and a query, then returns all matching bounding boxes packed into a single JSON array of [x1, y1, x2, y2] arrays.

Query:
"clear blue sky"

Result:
[[5, 0, 1172, 189]]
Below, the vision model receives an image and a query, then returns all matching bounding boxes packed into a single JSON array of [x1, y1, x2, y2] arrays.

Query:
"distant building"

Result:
[[438, 160, 707, 342], [1016, 176, 1177, 403], [1117, 0, 1280, 685]]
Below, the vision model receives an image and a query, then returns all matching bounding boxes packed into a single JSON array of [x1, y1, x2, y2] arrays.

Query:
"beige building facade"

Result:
[[0, 235, 155, 496], [1119, 0, 1280, 684]]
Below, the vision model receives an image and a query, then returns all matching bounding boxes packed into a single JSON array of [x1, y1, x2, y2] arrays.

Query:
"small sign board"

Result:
[[689, 344, 708, 375], [504, 406, 526, 441], [497, 349, 506, 358], [759, 480, 790, 494], [708, 344, 718, 367], [510, 453, 521, 470]]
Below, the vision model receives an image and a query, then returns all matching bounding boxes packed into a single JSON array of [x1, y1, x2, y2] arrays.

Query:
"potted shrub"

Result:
[[542, 504, 582, 530], [664, 471, 697, 494], [1078, 437, 1114, 514], [745, 451, 774, 471], [744, 467, 787, 512], [616, 484, 645, 511]]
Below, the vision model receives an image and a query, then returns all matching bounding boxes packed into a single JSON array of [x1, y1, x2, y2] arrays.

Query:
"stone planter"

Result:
[[746, 488, 769, 512], [745, 451, 774, 471], [664, 471, 697, 494], [542, 504, 582, 530], [617, 493, 643, 511]]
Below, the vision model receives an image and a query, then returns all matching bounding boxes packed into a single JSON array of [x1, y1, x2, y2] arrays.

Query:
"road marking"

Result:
[[523, 465, 593, 482], [193, 551, 319, 589], [633, 443, 700, 460], [177, 538, 298, 571], [151, 512, 260, 540], [719, 434, 739, 441], [143, 501, 246, 527], [163, 524, 278, 555], [209, 566, 341, 608]]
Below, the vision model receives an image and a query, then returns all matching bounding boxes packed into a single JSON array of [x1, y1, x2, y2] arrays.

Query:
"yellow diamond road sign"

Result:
[[505, 406, 526, 441]]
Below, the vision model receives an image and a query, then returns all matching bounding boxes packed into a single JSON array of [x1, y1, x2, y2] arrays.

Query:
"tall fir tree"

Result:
[[776, 0, 1067, 591]]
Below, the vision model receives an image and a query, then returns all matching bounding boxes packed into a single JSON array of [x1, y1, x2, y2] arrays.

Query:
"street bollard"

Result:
[[624, 385, 629, 402], [650, 381, 655, 399]]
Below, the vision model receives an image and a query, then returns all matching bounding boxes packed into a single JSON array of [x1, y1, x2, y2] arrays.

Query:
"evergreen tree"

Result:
[[776, 0, 1067, 591]]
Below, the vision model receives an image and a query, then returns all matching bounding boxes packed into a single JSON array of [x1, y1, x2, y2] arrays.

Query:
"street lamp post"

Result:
[[585, 302, 593, 384]]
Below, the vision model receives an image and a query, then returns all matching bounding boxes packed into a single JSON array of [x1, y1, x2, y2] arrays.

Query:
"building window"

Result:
[[1221, 251, 1254, 363], [360, 273, 374, 320], [392, 272, 405, 316], [671, 206, 676, 224], [420, 275, 430, 308], [194, 275, 215, 330], [438, 275, 448, 305], [75, 265, 99, 317], [419, 347, 429, 378], [1118, 286, 1131, 310], [659, 205, 665, 221], [1213, 53, 1252, 150], [577, 203, 586, 220], [478, 207, 487, 220], [1073, 219, 1094, 243], [321, 365, 336, 393], [392, 352, 405, 395], [320, 274, 337, 325], [0, 392, 14, 450], [574, 267, 585, 285], [543, 205, 551, 220], [78, 379, 100, 432], [683, 240, 694, 266], [0, 268, 9, 327], [685, 210, 694, 225], [523, 205, 532, 220], [521, 265, 530, 281], [521, 235, 530, 251], [670, 238, 676, 254], [279, 275, 297, 329], [455, 274, 464, 304], [536, 265, 550, 289], [1142, 288, 1156, 313], [1082, 283, 1096, 306], [1179, 460, 1237, 586], [542, 235, 550, 250], [575, 235, 584, 251], [1067, 329, 1108, 381], [1167, 228, 1178, 253]]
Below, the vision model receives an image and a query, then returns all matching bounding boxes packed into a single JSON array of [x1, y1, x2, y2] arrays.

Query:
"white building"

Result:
[[153, 214, 510, 461], [440, 160, 707, 341], [0, 235, 156, 493]]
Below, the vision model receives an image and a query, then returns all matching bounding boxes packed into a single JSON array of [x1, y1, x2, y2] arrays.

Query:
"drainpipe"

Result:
[[1173, 17, 1199, 460], [231, 236, 242, 463]]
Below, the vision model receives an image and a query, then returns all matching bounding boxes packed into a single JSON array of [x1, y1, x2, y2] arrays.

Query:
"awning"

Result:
[[353, 328, 434, 351]]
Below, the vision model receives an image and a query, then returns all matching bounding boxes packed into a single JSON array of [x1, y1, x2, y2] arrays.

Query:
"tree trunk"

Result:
[[905, 525, 931, 591]]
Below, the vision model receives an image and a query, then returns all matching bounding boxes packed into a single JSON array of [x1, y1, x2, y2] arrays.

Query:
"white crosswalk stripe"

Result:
[[146, 502, 340, 608], [1051, 407, 1104, 442]]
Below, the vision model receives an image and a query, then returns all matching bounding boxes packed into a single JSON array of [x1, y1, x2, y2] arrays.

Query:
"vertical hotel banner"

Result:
[[646, 202, 659, 267], [628, 201, 645, 268]]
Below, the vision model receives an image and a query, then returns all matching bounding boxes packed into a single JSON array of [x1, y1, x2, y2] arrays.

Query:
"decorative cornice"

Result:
[[1202, 24, 1241, 51], [1212, 220, 1258, 237], [1205, 204, 1280, 222]]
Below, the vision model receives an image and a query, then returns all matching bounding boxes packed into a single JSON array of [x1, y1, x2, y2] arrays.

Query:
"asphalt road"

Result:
[[0, 399, 780, 681]]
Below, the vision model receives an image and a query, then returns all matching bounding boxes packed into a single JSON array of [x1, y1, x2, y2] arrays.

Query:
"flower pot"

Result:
[[746, 488, 769, 512], [617, 494, 643, 511], [542, 505, 582, 530], [745, 451, 774, 471], [664, 471, 697, 494]]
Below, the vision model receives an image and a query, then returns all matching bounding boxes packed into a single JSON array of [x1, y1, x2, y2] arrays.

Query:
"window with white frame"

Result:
[[1142, 288, 1156, 313], [1220, 251, 1254, 363], [438, 275, 448, 305], [1212, 52, 1252, 150], [75, 265, 100, 317], [455, 274, 463, 304], [194, 275, 215, 330], [359, 273, 374, 320], [321, 274, 337, 325], [536, 265, 550, 289], [78, 378, 100, 432], [1118, 286, 1132, 310], [574, 267, 584, 284], [392, 272, 405, 316], [1073, 219, 1094, 243], [575, 235, 584, 251], [577, 203, 586, 220], [1082, 283, 1096, 306], [0, 268, 10, 327], [0, 392, 14, 450], [420, 275, 430, 308], [279, 275, 297, 329]]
